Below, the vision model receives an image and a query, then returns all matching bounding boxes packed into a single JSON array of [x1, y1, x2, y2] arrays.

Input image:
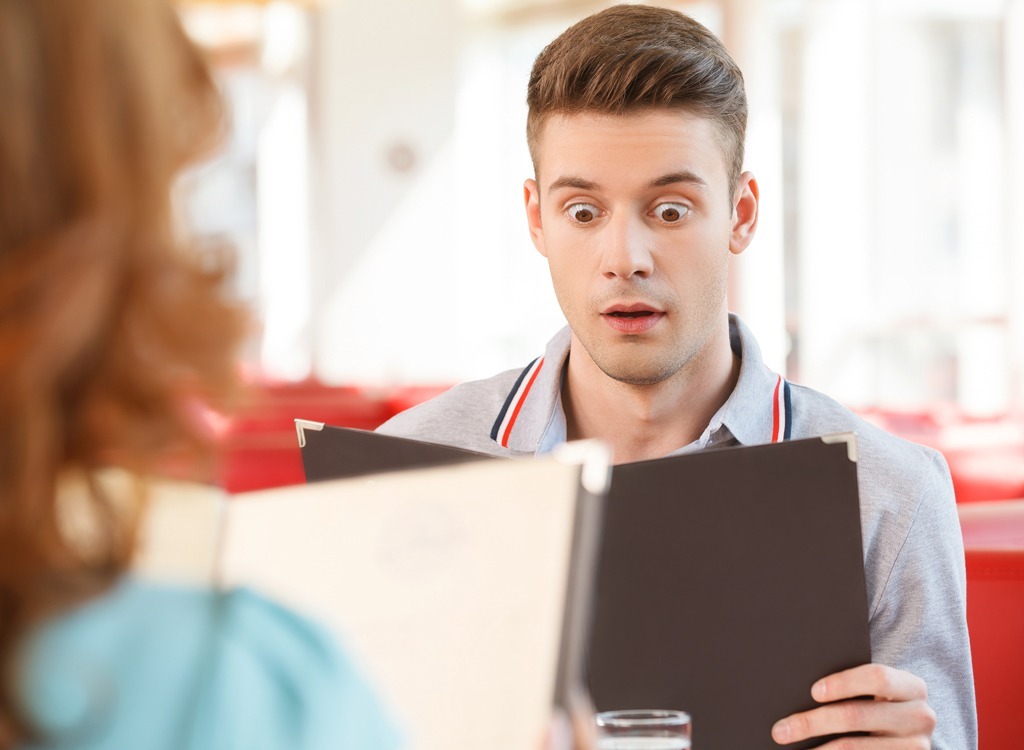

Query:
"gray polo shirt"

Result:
[[378, 314, 977, 749]]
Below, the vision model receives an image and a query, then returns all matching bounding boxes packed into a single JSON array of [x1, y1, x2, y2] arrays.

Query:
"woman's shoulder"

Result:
[[197, 584, 403, 749], [23, 578, 402, 750]]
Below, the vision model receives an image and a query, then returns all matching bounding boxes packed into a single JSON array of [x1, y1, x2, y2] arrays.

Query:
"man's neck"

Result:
[[562, 326, 740, 464]]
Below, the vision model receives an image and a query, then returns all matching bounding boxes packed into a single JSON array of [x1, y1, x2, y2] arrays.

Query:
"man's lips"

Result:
[[601, 303, 664, 334]]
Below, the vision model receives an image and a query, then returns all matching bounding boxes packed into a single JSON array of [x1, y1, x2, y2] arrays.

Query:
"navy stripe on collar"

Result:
[[783, 380, 793, 441], [489, 357, 541, 443]]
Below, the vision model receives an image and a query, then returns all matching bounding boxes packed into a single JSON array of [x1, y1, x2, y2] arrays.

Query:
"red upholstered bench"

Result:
[[939, 420, 1024, 503], [946, 447, 1024, 503], [958, 500, 1024, 749], [854, 408, 1024, 504], [219, 431, 307, 492], [218, 381, 395, 492]]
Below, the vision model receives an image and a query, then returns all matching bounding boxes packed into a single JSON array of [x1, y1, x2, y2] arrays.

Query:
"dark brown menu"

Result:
[[588, 437, 869, 750], [297, 421, 487, 482], [298, 424, 870, 749]]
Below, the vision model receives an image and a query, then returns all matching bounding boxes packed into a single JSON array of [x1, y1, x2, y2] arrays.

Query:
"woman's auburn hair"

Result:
[[0, 0, 246, 742]]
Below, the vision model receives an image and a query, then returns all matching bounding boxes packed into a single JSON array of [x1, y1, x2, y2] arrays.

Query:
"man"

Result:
[[378, 5, 975, 747]]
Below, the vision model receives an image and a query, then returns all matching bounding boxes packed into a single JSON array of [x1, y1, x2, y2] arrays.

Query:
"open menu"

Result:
[[297, 424, 871, 750], [215, 443, 609, 750]]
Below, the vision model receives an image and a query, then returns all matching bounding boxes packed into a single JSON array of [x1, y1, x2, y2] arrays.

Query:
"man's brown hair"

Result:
[[526, 4, 748, 189]]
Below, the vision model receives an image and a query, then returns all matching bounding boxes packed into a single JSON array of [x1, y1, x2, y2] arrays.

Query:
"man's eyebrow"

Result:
[[547, 176, 599, 192], [546, 172, 709, 192], [649, 171, 709, 190]]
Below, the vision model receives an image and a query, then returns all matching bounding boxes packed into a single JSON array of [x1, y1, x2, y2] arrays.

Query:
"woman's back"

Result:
[[21, 579, 401, 750]]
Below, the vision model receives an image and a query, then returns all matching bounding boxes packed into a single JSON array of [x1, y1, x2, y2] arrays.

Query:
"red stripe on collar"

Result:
[[497, 357, 545, 448], [771, 374, 783, 443]]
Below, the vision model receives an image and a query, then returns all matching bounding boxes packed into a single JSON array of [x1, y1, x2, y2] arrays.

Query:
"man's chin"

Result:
[[596, 362, 676, 387], [571, 330, 680, 386]]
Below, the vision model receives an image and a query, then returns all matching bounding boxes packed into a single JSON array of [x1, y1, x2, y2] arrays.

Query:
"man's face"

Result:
[[524, 110, 757, 386]]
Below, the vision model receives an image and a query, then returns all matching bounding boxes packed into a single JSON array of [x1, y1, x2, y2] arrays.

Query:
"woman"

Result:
[[0, 1, 399, 747]]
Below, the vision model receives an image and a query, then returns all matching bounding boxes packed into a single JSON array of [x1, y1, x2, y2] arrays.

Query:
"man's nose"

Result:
[[599, 214, 654, 279]]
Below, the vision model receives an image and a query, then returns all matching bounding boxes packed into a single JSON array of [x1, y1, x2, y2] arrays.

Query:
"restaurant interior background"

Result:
[[172, 4, 1022, 739], [177, 0, 1023, 416]]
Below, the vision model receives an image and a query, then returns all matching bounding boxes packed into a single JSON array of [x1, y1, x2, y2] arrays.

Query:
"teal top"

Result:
[[19, 578, 403, 750]]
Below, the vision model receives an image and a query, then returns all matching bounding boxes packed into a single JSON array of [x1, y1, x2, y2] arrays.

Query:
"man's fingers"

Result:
[[812, 664, 928, 703], [772, 698, 937, 745]]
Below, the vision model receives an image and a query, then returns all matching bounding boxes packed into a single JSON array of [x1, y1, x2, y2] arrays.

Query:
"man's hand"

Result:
[[771, 664, 936, 748]]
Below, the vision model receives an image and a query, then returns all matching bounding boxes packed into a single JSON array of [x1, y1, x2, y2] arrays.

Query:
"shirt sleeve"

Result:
[[186, 587, 404, 750], [868, 452, 977, 750]]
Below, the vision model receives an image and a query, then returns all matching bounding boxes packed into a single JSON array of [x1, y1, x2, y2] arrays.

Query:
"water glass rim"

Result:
[[596, 709, 691, 728]]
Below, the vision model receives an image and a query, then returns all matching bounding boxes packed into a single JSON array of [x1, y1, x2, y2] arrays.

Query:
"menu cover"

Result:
[[298, 425, 870, 749], [588, 435, 869, 750], [220, 442, 609, 750], [295, 420, 487, 482]]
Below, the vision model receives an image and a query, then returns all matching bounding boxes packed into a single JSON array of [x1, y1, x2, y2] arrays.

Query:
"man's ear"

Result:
[[729, 171, 759, 256], [524, 178, 547, 258]]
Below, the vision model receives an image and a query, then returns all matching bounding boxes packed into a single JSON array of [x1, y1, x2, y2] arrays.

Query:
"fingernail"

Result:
[[812, 679, 827, 701], [772, 720, 790, 743], [549, 708, 573, 750]]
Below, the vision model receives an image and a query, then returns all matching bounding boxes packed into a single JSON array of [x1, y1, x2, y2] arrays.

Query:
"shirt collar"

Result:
[[496, 314, 785, 454], [710, 314, 786, 447], [502, 327, 572, 453]]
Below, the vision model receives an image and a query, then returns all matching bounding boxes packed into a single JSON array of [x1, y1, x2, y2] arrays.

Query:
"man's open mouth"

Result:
[[601, 305, 663, 332], [607, 310, 654, 318]]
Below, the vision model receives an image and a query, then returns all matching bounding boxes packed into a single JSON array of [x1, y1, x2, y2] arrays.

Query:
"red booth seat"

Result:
[[216, 381, 452, 493], [946, 447, 1024, 503], [218, 381, 394, 492], [228, 382, 394, 434], [219, 431, 307, 493], [855, 407, 1024, 504], [958, 500, 1024, 749], [939, 420, 1024, 504], [854, 407, 945, 447]]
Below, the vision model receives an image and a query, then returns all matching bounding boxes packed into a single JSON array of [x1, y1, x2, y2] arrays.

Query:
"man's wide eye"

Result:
[[653, 203, 688, 223], [568, 203, 598, 223]]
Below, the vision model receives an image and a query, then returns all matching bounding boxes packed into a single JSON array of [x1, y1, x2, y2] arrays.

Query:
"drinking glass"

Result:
[[595, 709, 692, 749]]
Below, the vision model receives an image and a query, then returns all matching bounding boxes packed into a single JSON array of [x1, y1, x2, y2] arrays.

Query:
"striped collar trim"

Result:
[[714, 316, 795, 446], [490, 356, 545, 448], [771, 374, 793, 443], [488, 316, 794, 451]]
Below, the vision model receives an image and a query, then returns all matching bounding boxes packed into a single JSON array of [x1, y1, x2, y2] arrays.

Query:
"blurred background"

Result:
[[171, 9, 1024, 728], [175, 0, 1023, 416]]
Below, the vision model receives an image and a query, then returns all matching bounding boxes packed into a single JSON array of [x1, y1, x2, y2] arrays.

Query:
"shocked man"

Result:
[[378, 5, 975, 747]]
